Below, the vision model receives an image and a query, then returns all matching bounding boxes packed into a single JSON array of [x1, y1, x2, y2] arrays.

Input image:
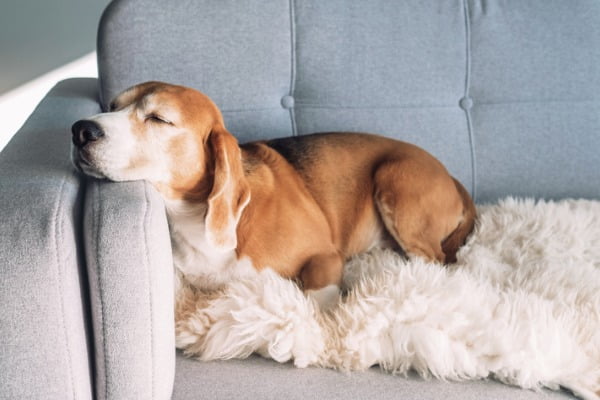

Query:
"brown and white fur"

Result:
[[71, 81, 476, 308]]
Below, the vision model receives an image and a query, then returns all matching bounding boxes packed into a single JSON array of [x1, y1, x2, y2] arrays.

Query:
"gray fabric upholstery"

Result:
[[83, 179, 175, 399], [0, 78, 175, 399], [173, 352, 572, 400], [98, 0, 600, 203], [97, 0, 294, 145], [291, 0, 472, 193], [0, 79, 98, 400], [468, 1, 600, 201]]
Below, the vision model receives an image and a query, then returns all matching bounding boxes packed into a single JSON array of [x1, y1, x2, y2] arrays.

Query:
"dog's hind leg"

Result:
[[300, 252, 344, 310], [373, 159, 466, 264]]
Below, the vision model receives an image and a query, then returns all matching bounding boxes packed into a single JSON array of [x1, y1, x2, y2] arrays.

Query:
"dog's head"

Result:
[[72, 81, 250, 249]]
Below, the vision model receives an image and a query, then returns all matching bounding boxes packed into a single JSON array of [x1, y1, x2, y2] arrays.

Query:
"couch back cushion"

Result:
[[98, 0, 600, 202]]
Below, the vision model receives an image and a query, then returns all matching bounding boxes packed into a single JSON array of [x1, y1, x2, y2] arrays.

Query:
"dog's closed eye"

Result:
[[145, 113, 173, 125]]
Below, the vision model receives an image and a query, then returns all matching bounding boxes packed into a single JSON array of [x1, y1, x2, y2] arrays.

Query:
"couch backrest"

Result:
[[98, 0, 600, 203]]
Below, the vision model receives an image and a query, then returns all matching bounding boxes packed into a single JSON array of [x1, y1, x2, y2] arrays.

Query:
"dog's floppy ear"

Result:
[[205, 125, 250, 251]]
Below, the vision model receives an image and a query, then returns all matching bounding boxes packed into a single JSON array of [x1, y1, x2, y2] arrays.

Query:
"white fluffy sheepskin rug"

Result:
[[175, 198, 600, 400]]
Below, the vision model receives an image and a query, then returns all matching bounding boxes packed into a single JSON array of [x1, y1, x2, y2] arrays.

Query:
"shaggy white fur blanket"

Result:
[[175, 198, 600, 400]]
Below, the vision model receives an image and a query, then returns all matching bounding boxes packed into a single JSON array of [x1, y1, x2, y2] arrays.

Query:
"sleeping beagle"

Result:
[[71, 81, 476, 308]]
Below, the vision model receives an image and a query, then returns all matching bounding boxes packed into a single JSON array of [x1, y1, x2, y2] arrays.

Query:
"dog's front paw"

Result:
[[306, 284, 340, 312]]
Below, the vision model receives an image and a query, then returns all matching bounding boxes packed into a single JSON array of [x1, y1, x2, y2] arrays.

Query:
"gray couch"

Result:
[[1, 0, 599, 399]]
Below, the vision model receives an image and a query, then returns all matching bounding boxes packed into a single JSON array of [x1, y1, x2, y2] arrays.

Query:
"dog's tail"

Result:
[[441, 178, 477, 264]]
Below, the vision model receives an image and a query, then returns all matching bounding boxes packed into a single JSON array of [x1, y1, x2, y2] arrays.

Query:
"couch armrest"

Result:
[[83, 179, 175, 400], [0, 78, 100, 399]]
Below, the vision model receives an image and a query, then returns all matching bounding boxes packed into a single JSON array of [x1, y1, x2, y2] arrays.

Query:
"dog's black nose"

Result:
[[71, 120, 104, 148]]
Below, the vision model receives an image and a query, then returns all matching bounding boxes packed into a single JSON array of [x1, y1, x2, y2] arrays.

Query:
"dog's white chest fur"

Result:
[[165, 200, 257, 291]]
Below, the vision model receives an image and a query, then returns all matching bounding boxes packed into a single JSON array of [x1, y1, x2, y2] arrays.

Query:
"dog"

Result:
[[71, 81, 476, 308]]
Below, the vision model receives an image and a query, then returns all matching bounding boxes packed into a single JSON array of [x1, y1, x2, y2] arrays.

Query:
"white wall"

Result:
[[0, 52, 97, 152]]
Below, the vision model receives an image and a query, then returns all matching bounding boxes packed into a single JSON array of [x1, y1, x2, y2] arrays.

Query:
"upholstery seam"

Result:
[[288, 0, 298, 136], [221, 106, 282, 113], [77, 176, 96, 398], [292, 103, 460, 110], [463, 0, 477, 201], [143, 183, 155, 400], [53, 176, 76, 400], [266, 99, 600, 111], [94, 183, 109, 399], [475, 99, 600, 106]]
